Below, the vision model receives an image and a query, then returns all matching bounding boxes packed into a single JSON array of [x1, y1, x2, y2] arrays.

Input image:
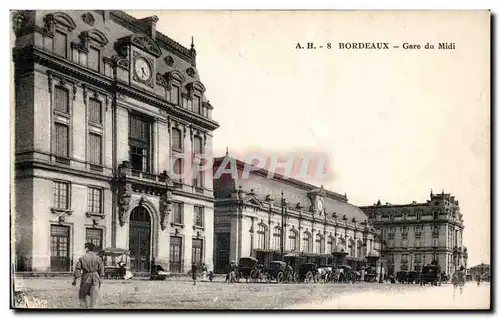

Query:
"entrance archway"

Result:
[[129, 206, 151, 272]]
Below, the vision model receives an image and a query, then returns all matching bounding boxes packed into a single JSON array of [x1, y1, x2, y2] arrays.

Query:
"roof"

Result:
[[213, 156, 369, 222]]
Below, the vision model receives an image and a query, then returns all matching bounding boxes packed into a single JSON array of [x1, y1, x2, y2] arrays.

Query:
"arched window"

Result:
[[357, 240, 363, 258], [338, 237, 346, 252], [302, 232, 311, 253], [288, 229, 298, 251], [257, 224, 267, 249], [315, 233, 324, 254], [349, 239, 355, 257], [273, 226, 282, 250], [326, 236, 334, 254]]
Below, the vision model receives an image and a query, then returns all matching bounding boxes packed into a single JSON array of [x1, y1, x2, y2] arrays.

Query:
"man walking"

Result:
[[452, 266, 466, 297], [72, 243, 105, 308], [191, 262, 198, 285]]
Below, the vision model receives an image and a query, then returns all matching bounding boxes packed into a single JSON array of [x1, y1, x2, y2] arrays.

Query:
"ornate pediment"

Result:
[[80, 29, 109, 47], [117, 33, 162, 58], [186, 80, 206, 93], [167, 70, 186, 83], [44, 12, 76, 33], [243, 194, 263, 207]]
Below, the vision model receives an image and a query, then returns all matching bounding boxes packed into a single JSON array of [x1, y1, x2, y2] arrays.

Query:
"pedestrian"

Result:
[[191, 262, 198, 285], [452, 266, 465, 297], [72, 243, 105, 308]]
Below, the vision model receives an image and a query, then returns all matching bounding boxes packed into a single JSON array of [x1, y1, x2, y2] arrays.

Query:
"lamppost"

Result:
[[409, 249, 413, 272], [280, 191, 287, 261]]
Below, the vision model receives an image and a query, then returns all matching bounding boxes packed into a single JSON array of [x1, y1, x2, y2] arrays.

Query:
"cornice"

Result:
[[15, 46, 219, 132], [116, 83, 219, 131], [15, 160, 113, 183], [215, 198, 374, 234]]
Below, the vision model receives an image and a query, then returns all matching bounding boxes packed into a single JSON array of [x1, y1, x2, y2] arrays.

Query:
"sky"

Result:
[[126, 11, 490, 266]]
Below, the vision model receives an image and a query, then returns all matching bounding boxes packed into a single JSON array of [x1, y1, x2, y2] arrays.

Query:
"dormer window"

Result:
[[193, 96, 201, 114], [54, 30, 68, 57], [171, 85, 179, 105], [43, 12, 76, 59]]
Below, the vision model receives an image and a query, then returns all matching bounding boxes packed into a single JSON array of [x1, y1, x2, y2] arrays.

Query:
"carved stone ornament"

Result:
[[130, 34, 162, 57], [81, 12, 95, 26], [159, 191, 171, 231], [165, 55, 174, 67], [112, 55, 129, 69], [118, 183, 132, 227], [186, 67, 196, 78], [156, 73, 167, 86], [12, 11, 25, 36]]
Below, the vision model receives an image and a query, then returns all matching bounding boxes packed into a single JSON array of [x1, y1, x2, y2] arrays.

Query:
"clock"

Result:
[[317, 198, 324, 212], [134, 57, 152, 83]]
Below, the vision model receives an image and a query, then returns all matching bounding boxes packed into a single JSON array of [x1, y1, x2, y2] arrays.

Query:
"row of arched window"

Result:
[[255, 224, 367, 257]]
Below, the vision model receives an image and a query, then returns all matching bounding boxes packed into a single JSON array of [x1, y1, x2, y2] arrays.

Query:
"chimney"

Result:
[[140, 16, 159, 40]]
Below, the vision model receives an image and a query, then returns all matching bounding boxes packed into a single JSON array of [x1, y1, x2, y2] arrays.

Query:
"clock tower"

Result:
[[115, 33, 162, 91]]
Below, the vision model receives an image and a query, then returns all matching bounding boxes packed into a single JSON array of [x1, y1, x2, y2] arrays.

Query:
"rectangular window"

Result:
[[172, 202, 183, 225], [192, 239, 203, 266], [193, 96, 201, 114], [89, 133, 102, 165], [171, 86, 179, 105], [172, 157, 183, 184], [54, 30, 67, 57], [169, 236, 182, 273], [183, 97, 188, 109], [50, 225, 70, 271], [53, 181, 69, 209], [87, 187, 102, 214], [194, 206, 204, 227], [129, 114, 152, 172], [88, 98, 102, 124], [54, 123, 69, 158], [193, 136, 203, 155], [85, 228, 103, 251], [54, 86, 69, 114], [171, 128, 183, 151], [88, 46, 100, 71]]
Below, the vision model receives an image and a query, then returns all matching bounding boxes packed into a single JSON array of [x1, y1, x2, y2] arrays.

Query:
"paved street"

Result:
[[13, 277, 490, 310]]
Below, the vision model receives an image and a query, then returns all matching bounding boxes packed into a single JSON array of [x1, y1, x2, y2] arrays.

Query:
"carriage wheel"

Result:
[[293, 272, 299, 283], [277, 272, 284, 283], [314, 274, 321, 284], [250, 270, 256, 282]]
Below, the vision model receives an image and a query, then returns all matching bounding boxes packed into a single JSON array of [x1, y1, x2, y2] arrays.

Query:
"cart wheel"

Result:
[[314, 274, 321, 284], [250, 270, 256, 282], [277, 272, 284, 283], [293, 273, 299, 283]]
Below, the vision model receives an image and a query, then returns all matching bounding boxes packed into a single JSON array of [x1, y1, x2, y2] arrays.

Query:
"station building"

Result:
[[359, 191, 467, 276], [13, 10, 219, 273], [212, 155, 381, 273]]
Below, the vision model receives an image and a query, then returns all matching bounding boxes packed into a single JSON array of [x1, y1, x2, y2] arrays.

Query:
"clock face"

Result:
[[134, 57, 152, 82]]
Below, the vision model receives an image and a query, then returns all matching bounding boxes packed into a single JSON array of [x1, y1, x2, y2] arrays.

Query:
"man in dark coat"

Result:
[[72, 243, 105, 308], [191, 262, 198, 285]]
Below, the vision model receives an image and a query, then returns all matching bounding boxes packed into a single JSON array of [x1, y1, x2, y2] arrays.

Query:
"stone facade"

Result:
[[359, 191, 467, 277], [212, 156, 380, 273], [12, 10, 219, 274]]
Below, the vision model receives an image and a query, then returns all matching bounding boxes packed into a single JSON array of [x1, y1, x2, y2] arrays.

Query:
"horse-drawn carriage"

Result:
[[265, 261, 294, 283], [418, 264, 442, 286], [297, 263, 320, 283], [238, 257, 259, 283], [98, 247, 132, 280]]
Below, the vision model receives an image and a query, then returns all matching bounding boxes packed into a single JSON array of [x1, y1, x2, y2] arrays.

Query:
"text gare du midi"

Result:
[[295, 42, 456, 50]]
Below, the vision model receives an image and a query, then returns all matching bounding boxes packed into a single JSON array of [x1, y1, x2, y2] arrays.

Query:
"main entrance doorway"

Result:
[[129, 206, 151, 272]]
